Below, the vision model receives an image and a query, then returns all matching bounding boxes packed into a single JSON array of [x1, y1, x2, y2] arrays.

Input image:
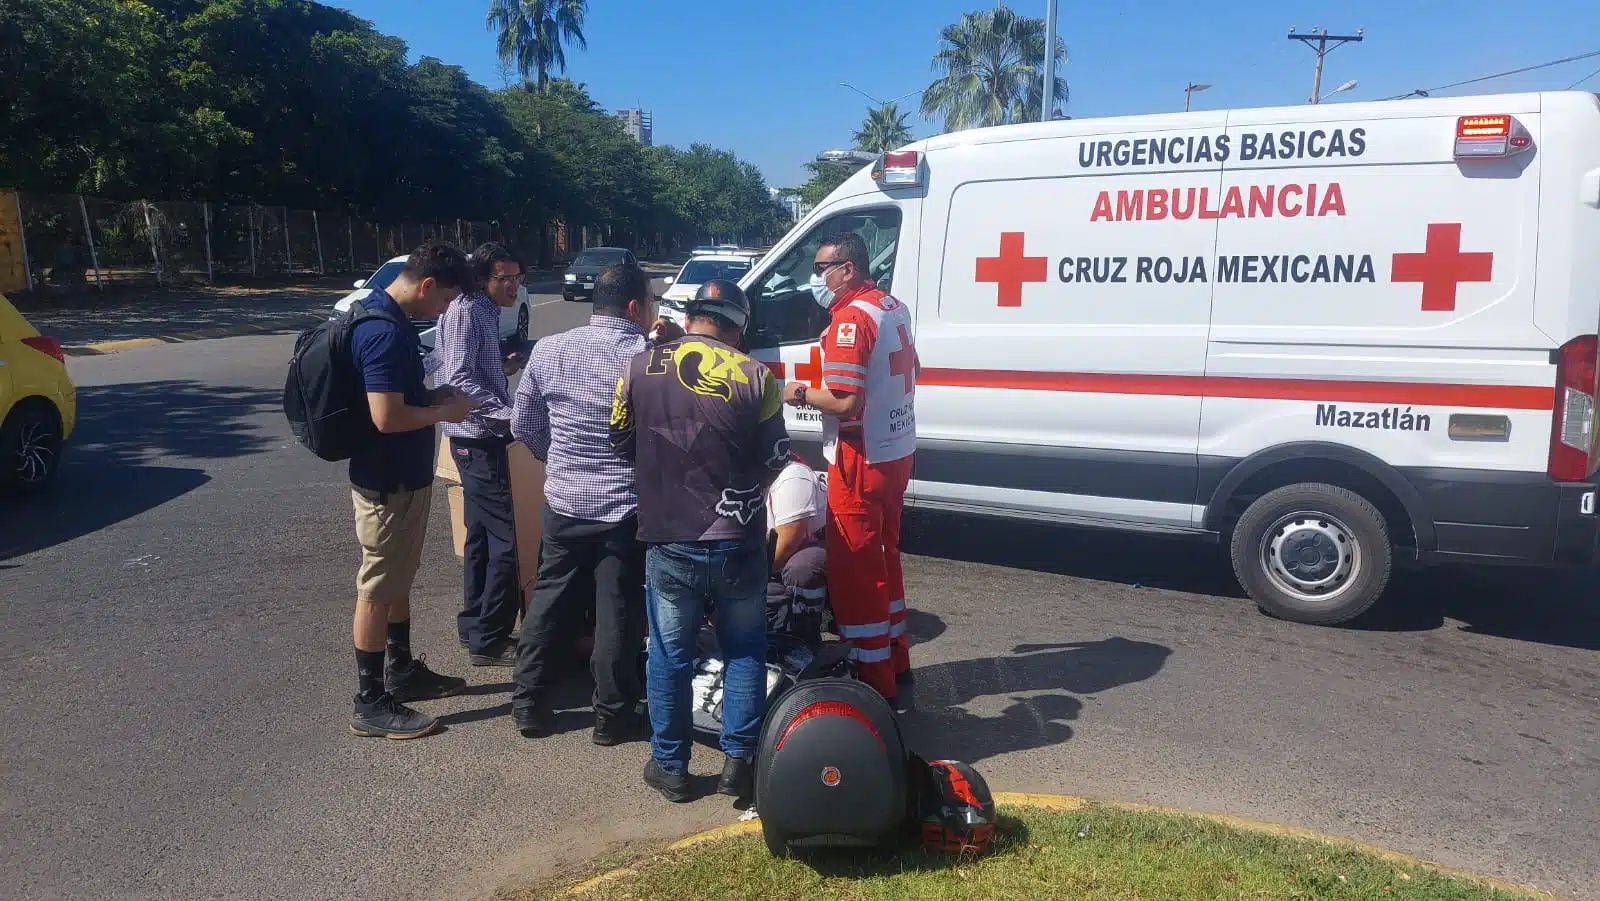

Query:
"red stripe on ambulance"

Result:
[[917, 368, 1553, 411]]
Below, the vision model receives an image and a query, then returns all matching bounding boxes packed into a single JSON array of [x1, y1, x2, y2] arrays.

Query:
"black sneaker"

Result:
[[513, 703, 555, 739], [592, 711, 647, 747], [350, 693, 440, 740], [717, 756, 753, 800], [644, 759, 694, 803], [469, 639, 518, 668], [386, 656, 467, 703]]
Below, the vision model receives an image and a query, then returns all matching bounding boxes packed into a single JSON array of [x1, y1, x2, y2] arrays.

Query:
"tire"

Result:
[[515, 304, 530, 342], [0, 400, 64, 496], [1228, 482, 1392, 625]]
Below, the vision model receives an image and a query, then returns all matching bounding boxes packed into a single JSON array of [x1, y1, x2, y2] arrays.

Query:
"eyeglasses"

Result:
[[487, 273, 522, 284], [812, 260, 848, 276]]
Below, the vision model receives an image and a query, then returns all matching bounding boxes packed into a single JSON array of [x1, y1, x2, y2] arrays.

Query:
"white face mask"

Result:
[[808, 272, 835, 309]]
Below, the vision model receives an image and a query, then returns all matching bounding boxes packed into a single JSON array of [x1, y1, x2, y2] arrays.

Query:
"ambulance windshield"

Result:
[[748, 207, 902, 347]]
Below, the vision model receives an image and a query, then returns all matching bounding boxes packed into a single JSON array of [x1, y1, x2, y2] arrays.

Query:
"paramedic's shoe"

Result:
[[717, 756, 753, 800], [351, 694, 440, 740], [386, 657, 467, 703], [513, 703, 556, 738], [644, 759, 694, 803], [592, 711, 647, 746]]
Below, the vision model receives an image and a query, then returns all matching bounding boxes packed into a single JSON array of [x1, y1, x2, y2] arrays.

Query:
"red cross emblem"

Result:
[[888, 325, 916, 395], [793, 346, 823, 388], [976, 232, 1049, 308], [1390, 223, 1494, 312]]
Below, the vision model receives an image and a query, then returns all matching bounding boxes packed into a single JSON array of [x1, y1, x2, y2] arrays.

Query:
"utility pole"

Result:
[[1042, 0, 1059, 121], [1185, 82, 1211, 112], [1288, 26, 1363, 103]]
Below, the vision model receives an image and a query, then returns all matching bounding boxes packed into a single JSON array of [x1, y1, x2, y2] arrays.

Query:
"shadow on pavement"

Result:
[[1350, 565, 1600, 652], [902, 638, 1173, 766], [0, 380, 278, 561], [903, 510, 1242, 599], [906, 509, 1600, 653]]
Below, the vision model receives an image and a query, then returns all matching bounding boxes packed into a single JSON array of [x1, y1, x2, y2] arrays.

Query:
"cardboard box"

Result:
[[437, 431, 547, 592]]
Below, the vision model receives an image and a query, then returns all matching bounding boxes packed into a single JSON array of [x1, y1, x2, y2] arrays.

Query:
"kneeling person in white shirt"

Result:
[[766, 455, 828, 643]]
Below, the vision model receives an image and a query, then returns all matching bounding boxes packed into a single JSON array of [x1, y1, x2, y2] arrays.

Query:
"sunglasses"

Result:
[[812, 260, 849, 276]]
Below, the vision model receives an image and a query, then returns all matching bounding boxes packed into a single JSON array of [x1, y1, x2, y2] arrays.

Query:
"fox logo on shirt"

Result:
[[715, 485, 765, 525]]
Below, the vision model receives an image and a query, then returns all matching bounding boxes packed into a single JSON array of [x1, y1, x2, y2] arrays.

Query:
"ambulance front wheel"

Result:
[[1229, 483, 1393, 626]]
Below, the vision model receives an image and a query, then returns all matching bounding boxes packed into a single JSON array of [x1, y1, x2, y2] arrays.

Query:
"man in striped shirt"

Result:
[[509, 263, 683, 744], [436, 243, 526, 666]]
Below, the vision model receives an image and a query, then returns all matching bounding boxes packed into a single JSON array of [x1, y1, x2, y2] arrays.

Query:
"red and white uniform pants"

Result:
[[825, 439, 912, 699]]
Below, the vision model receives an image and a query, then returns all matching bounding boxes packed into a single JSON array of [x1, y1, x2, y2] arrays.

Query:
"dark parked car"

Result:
[[563, 247, 637, 302]]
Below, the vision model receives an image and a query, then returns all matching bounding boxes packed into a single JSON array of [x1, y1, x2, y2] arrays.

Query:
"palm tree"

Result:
[[920, 4, 1068, 133], [486, 0, 588, 93], [852, 102, 916, 154]]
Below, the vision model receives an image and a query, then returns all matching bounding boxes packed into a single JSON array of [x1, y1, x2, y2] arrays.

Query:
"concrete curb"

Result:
[[555, 792, 1556, 899], [64, 316, 324, 356]]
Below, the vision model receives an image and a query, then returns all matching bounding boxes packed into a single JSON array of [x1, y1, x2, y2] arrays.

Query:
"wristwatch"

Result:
[[796, 385, 808, 406]]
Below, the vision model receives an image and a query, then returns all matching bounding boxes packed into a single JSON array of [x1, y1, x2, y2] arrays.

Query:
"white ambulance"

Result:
[[741, 91, 1600, 625]]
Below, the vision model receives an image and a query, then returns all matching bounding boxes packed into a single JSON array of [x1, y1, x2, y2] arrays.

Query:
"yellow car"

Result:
[[0, 293, 75, 494]]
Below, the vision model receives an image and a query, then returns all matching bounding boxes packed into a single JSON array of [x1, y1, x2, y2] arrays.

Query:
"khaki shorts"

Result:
[[352, 486, 433, 603]]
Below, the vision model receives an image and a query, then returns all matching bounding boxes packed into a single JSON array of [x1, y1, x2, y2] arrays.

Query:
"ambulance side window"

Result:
[[748, 208, 902, 347]]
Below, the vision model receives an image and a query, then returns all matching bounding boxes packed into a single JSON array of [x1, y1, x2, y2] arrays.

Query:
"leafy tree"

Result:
[[852, 102, 915, 154], [920, 4, 1068, 133], [795, 159, 862, 208], [486, 0, 588, 93], [1, 0, 790, 266]]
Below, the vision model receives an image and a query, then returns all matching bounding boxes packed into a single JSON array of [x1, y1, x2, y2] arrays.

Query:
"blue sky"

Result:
[[328, 0, 1597, 188]]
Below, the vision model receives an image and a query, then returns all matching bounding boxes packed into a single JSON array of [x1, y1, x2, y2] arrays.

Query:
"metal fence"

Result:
[[9, 191, 504, 293]]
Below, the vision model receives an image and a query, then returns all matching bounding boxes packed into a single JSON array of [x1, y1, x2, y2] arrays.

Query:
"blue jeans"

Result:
[[645, 539, 769, 774]]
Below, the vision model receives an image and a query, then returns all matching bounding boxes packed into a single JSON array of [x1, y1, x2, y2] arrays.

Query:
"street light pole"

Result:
[[1288, 26, 1364, 104], [1185, 82, 1211, 112], [1041, 0, 1059, 121]]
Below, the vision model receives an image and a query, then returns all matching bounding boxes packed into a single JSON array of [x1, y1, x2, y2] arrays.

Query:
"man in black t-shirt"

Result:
[[610, 279, 790, 804]]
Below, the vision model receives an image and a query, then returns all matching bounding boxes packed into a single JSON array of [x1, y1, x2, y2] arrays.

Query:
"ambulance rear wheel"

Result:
[[1230, 483, 1392, 626]]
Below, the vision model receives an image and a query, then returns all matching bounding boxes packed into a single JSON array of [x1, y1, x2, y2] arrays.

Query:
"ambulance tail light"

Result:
[[1454, 115, 1533, 159], [1547, 334, 1597, 482], [872, 151, 922, 188]]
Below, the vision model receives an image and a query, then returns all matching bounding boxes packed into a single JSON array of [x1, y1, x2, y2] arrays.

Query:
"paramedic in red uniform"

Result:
[[783, 232, 917, 708]]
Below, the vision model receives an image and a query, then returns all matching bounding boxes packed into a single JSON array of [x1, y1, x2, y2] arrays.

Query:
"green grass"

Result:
[[546, 804, 1542, 901]]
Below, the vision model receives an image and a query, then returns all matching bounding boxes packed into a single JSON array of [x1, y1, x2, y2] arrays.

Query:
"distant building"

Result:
[[616, 108, 653, 146], [770, 189, 811, 224]]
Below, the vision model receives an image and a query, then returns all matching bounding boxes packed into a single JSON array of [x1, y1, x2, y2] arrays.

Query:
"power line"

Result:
[[1383, 48, 1600, 100], [1568, 64, 1600, 90]]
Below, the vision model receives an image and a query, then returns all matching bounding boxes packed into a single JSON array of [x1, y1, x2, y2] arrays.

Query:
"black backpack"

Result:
[[283, 305, 402, 462]]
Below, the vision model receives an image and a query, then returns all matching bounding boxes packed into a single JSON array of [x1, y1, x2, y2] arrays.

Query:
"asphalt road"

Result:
[[2, 292, 1597, 901]]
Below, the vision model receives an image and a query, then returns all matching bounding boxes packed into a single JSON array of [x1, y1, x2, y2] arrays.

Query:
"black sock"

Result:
[[386, 620, 412, 666], [356, 649, 386, 702]]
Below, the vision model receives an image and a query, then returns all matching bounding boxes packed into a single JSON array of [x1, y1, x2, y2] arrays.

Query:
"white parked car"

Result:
[[332, 255, 531, 352], [658, 252, 762, 326]]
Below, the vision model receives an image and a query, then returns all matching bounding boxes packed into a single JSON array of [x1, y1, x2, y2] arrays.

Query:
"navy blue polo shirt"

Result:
[[348, 289, 435, 493]]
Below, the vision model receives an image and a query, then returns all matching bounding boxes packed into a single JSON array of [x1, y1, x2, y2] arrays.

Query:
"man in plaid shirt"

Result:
[[436, 243, 526, 666], [509, 263, 682, 744]]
